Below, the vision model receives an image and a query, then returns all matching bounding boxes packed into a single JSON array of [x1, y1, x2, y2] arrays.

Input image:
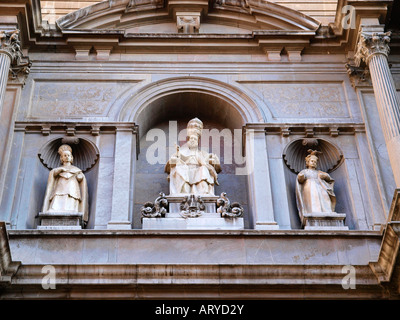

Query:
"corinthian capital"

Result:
[[0, 29, 31, 80], [354, 31, 391, 66]]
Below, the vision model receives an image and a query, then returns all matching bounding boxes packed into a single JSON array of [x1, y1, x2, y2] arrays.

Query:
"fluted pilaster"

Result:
[[355, 31, 400, 186], [0, 52, 11, 113]]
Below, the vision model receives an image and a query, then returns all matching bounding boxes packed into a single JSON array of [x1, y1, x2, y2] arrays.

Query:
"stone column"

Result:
[[355, 30, 400, 187], [245, 127, 279, 229], [107, 127, 136, 229], [0, 30, 30, 216], [0, 30, 30, 111]]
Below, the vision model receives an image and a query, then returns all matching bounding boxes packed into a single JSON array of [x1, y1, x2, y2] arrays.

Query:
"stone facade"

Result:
[[0, 0, 400, 299]]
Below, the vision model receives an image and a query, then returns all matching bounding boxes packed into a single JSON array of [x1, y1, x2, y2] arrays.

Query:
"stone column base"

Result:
[[37, 212, 83, 230], [302, 212, 348, 230]]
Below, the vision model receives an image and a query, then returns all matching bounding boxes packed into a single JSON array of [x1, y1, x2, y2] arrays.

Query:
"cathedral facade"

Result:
[[1, 0, 400, 299]]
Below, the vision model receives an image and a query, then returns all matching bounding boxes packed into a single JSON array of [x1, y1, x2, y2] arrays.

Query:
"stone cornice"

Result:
[[14, 121, 139, 136], [3, 263, 383, 299], [0, 0, 396, 57], [244, 123, 366, 137], [1, 228, 393, 298]]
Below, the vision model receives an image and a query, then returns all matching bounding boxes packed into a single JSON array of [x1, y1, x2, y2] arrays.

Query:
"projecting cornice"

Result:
[[56, 0, 320, 32], [0, 0, 397, 56]]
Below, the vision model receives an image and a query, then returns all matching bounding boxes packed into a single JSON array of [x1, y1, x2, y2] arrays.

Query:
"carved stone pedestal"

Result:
[[37, 212, 84, 230], [302, 212, 348, 230], [142, 213, 244, 230], [167, 194, 218, 214], [141, 194, 244, 230]]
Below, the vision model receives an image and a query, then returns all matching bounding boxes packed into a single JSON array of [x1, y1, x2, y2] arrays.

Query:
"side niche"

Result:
[[283, 138, 344, 174], [283, 138, 348, 230], [36, 137, 99, 230], [38, 137, 99, 173]]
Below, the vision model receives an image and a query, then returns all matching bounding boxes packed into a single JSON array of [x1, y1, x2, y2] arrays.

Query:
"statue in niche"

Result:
[[295, 149, 336, 215], [42, 144, 89, 223], [165, 118, 221, 195]]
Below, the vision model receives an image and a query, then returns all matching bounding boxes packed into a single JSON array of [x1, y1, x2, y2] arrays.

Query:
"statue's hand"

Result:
[[169, 156, 180, 165], [297, 172, 306, 183], [54, 167, 66, 176], [320, 172, 332, 181], [209, 153, 218, 164]]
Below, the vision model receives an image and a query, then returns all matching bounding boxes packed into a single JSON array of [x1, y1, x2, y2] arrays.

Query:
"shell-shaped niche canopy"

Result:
[[38, 137, 99, 172], [283, 138, 343, 174]]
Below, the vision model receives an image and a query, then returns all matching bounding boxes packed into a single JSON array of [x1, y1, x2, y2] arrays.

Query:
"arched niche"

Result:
[[129, 83, 253, 229], [118, 76, 266, 138], [283, 138, 344, 174], [282, 138, 356, 229], [36, 137, 100, 229], [38, 137, 99, 173]]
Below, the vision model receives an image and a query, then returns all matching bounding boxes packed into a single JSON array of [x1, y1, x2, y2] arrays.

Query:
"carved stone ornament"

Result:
[[180, 194, 205, 218], [176, 13, 200, 33], [216, 192, 244, 218], [0, 30, 31, 80], [345, 63, 371, 88], [140, 192, 169, 218], [354, 31, 391, 66]]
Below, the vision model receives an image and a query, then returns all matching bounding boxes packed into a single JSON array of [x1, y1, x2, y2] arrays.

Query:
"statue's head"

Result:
[[187, 134, 199, 149], [58, 144, 73, 164], [187, 118, 203, 139], [305, 149, 321, 169]]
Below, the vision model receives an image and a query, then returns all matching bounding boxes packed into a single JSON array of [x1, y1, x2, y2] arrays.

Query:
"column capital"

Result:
[[0, 29, 31, 80], [354, 31, 391, 66]]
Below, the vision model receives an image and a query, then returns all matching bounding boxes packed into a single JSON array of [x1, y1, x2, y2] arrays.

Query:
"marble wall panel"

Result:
[[28, 79, 134, 119], [240, 82, 351, 120]]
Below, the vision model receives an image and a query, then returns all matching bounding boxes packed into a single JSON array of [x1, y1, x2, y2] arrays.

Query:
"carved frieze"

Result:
[[31, 81, 132, 118], [242, 82, 350, 118]]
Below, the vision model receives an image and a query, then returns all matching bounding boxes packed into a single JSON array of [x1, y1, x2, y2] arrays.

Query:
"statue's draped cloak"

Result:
[[42, 165, 89, 223], [165, 144, 221, 195], [295, 169, 336, 217]]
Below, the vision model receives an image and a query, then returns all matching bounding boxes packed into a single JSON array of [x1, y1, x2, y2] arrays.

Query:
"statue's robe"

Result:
[[42, 165, 89, 223], [165, 144, 221, 195], [296, 168, 336, 216]]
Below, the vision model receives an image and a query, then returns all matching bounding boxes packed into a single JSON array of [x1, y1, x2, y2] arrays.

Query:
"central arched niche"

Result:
[[132, 91, 250, 229]]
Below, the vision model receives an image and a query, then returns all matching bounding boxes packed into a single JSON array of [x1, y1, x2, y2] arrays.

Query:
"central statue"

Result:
[[165, 118, 221, 195]]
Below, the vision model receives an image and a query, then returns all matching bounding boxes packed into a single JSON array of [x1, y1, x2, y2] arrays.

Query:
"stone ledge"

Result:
[[1, 263, 390, 299], [7, 229, 382, 237]]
